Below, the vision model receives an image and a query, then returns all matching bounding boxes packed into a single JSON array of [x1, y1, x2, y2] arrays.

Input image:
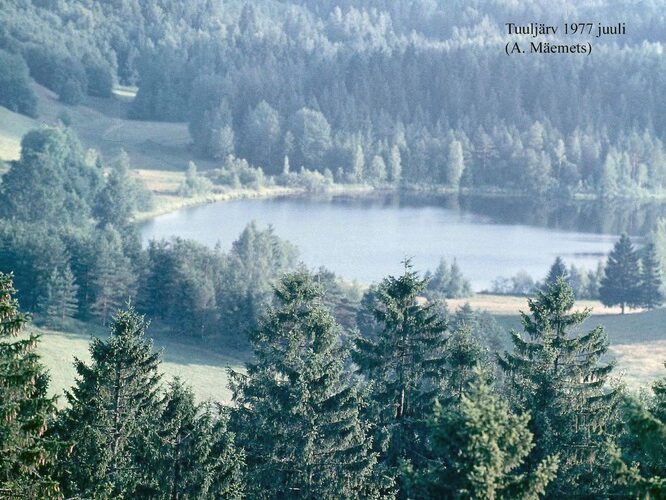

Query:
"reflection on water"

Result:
[[139, 193, 666, 290], [341, 192, 666, 236]]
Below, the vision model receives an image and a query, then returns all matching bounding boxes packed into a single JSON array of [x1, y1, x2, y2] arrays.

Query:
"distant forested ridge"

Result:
[[3, 0, 666, 196]]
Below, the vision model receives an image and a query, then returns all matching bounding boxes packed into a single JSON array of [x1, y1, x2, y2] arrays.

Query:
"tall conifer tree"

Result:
[[0, 273, 61, 498], [545, 256, 568, 287], [639, 242, 664, 310], [353, 261, 448, 478], [56, 307, 162, 497], [413, 374, 558, 499], [612, 363, 666, 497], [230, 270, 379, 498], [600, 233, 642, 314], [499, 278, 618, 496], [440, 325, 488, 406], [154, 379, 245, 499], [42, 265, 79, 323]]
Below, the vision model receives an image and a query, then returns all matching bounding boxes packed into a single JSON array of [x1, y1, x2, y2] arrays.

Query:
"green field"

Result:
[[29, 321, 246, 405], [0, 106, 39, 163], [0, 83, 261, 217]]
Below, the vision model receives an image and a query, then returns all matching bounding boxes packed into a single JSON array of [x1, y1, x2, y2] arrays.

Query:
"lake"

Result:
[[137, 193, 659, 290]]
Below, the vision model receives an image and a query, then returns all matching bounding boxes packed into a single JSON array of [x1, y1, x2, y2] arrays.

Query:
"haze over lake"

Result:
[[139, 194, 629, 290]]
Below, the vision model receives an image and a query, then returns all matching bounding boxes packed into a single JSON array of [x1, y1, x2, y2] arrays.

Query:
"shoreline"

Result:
[[133, 180, 666, 224], [132, 183, 377, 222]]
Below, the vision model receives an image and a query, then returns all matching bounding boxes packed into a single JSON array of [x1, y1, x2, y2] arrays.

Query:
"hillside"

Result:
[[30, 322, 245, 405], [0, 83, 305, 219]]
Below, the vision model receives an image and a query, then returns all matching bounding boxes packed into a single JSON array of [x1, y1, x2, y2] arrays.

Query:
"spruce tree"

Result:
[[600, 233, 642, 314], [448, 258, 472, 298], [413, 374, 558, 499], [154, 379, 245, 499], [0, 273, 61, 498], [612, 363, 666, 497], [639, 242, 664, 310], [612, 397, 666, 497], [427, 258, 451, 296], [56, 306, 163, 498], [498, 278, 618, 496], [229, 270, 379, 498], [441, 325, 488, 406], [353, 261, 448, 478], [89, 228, 135, 324], [42, 265, 79, 324], [545, 256, 568, 287], [654, 362, 666, 424]]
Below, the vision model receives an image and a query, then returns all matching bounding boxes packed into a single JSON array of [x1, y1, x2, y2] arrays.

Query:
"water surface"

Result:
[[139, 194, 646, 290]]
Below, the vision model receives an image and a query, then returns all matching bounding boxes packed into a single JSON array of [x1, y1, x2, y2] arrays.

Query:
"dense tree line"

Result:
[[3, 1, 666, 196], [1, 266, 665, 498], [0, 127, 300, 343]]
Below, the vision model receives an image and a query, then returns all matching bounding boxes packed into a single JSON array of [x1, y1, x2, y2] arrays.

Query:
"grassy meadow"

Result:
[[29, 321, 245, 405], [449, 294, 666, 389], [30, 293, 666, 403]]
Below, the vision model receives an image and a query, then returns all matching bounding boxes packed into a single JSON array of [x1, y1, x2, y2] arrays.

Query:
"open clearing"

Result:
[[447, 294, 631, 316], [454, 294, 666, 389], [610, 341, 666, 389], [0, 83, 244, 216], [0, 106, 37, 162], [30, 323, 246, 405]]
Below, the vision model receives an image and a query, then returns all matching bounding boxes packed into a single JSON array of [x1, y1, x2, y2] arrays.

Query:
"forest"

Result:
[[2, 0, 666, 498], [3, 0, 666, 196], [3, 258, 666, 498]]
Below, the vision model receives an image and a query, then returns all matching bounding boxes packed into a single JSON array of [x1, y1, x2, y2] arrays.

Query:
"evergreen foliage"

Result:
[[612, 395, 666, 497], [0, 273, 61, 498], [544, 256, 568, 287], [639, 242, 664, 310], [56, 307, 162, 497], [413, 374, 558, 499], [230, 270, 379, 498], [353, 261, 448, 482], [600, 233, 642, 314], [3, 1, 666, 196], [154, 379, 245, 499], [450, 303, 506, 352], [498, 278, 618, 496], [42, 265, 78, 324], [440, 325, 489, 406], [425, 257, 472, 299], [89, 227, 135, 324]]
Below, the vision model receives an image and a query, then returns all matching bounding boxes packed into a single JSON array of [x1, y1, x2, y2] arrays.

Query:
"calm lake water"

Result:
[[138, 193, 663, 291]]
